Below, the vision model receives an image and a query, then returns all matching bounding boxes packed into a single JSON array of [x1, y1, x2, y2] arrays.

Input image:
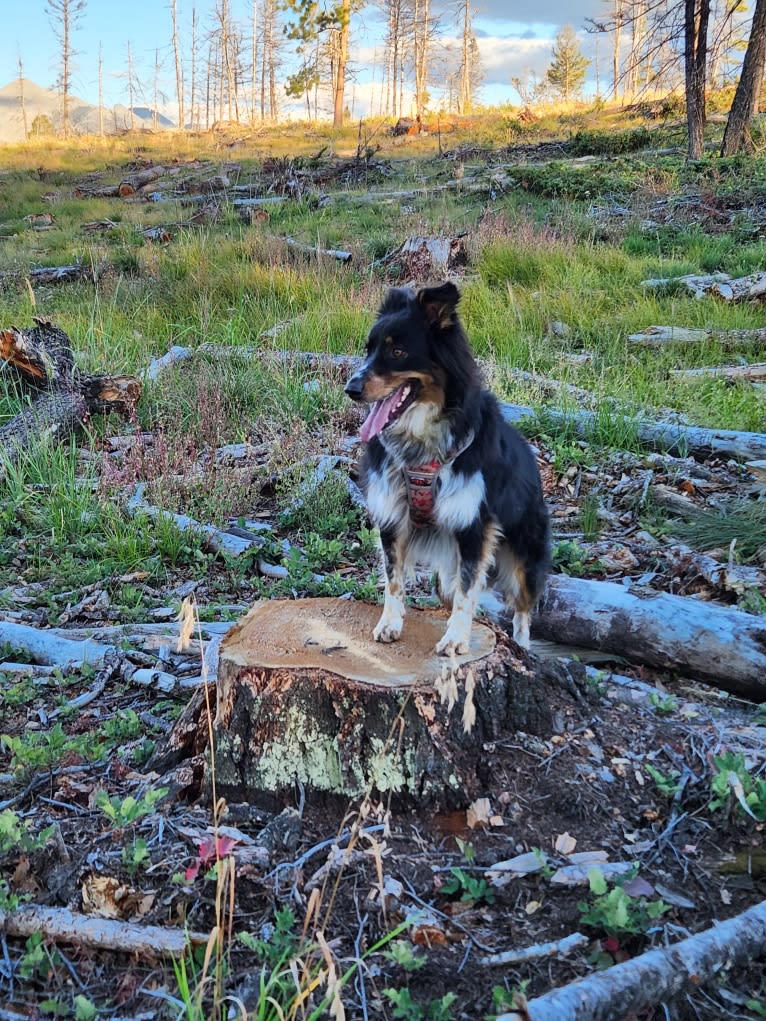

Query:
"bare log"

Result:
[[628, 324, 766, 348], [284, 238, 353, 263], [127, 484, 256, 557], [641, 270, 766, 301], [533, 575, 766, 701], [481, 932, 589, 967], [0, 904, 207, 956], [202, 598, 581, 808], [0, 621, 115, 669], [497, 898, 766, 1021], [118, 165, 168, 197], [0, 263, 94, 287], [499, 401, 766, 462], [671, 361, 766, 380]]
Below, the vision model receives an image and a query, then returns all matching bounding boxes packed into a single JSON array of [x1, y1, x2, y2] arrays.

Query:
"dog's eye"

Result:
[[391, 347, 406, 358]]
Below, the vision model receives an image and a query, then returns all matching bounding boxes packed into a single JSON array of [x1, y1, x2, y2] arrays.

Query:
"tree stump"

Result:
[[208, 597, 580, 809]]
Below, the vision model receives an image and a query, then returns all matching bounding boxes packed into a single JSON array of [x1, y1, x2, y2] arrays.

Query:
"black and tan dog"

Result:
[[345, 282, 550, 656]]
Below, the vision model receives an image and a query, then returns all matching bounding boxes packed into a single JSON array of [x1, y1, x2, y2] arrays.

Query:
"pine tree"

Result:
[[546, 25, 590, 101]]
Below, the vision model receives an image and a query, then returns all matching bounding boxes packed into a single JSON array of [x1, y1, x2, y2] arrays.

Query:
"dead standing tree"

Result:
[[685, 0, 711, 158], [0, 320, 141, 470]]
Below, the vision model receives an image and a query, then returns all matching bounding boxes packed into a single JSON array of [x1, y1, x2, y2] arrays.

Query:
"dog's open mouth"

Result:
[[360, 381, 419, 442]]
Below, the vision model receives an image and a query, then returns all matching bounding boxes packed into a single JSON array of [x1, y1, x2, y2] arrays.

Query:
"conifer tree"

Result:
[[546, 25, 590, 100]]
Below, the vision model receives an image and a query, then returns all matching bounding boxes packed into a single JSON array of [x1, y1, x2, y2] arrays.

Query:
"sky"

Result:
[[0, 0, 606, 121]]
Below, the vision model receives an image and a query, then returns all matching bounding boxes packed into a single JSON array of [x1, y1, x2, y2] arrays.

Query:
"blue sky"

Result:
[[0, 0, 603, 117]]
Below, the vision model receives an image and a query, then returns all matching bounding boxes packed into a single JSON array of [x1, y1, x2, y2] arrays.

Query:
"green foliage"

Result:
[[648, 692, 678, 715], [673, 500, 766, 564], [19, 931, 62, 982], [569, 127, 652, 156], [30, 114, 55, 138], [0, 810, 54, 854], [545, 25, 590, 100], [383, 987, 457, 1021], [552, 539, 597, 577], [579, 868, 670, 936], [441, 867, 495, 905], [645, 763, 682, 796], [382, 939, 426, 972], [122, 837, 151, 873], [95, 787, 168, 829], [488, 981, 530, 1019], [709, 752, 766, 820]]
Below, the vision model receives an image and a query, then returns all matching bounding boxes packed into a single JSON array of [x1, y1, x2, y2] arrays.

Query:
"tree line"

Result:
[[32, 0, 766, 153]]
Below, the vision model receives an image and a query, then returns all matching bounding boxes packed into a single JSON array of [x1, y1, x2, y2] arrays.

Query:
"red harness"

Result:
[[402, 431, 475, 529]]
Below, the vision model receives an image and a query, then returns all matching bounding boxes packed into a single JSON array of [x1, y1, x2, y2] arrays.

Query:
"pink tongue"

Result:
[[360, 388, 404, 442]]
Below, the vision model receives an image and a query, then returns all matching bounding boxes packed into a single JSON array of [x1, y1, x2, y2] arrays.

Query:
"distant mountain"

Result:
[[0, 79, 175, 142]]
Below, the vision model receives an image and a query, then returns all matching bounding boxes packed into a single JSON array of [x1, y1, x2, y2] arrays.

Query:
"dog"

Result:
[[345, 282, 550, 657]]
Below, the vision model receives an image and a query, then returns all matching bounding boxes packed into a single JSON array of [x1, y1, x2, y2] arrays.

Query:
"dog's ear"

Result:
[[378, 287, 414, 316], [417, 282, 460, 329]]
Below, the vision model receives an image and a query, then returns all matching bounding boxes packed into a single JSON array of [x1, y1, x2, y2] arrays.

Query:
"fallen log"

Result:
[[0, 320, 141, 472], [0, 263, 94, 287], [0, 904, 207, 956], [641, 270, 766, 301], [284, 238, 353, 263], [499, 401, 766, 462], [497, 898, 766, 1021], [0, 621, 115, 669], [126, 484, 256, 557], [671, 361, 766, 380], [118, 165, 168, 197], [628, 324, 766, 348], [156, 597, 585, 808], [532, 574, 766, 701]]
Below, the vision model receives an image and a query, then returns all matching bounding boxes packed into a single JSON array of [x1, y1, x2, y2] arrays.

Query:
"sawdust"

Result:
[[220, 597, 496, 687]]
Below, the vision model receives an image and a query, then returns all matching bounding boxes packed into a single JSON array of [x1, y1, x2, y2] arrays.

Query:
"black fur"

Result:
[[345, 282, 550, 654]]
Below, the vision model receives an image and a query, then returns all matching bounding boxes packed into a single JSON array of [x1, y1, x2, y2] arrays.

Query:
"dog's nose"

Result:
[[345, 374, 364, 400]]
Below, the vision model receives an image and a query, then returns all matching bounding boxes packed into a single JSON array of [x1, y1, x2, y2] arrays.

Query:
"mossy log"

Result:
[[207, 598, 582, 809]]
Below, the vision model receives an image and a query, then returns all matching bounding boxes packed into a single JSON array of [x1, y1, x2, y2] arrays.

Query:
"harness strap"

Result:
[[402, 429, 475, 528]]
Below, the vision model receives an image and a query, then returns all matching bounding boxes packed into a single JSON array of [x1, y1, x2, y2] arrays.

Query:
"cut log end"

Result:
[[202, 598, 583, 810]]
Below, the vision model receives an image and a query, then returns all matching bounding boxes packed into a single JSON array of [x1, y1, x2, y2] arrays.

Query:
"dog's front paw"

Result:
[[374, 618, 403, 643], [435, 631, 470, 657]]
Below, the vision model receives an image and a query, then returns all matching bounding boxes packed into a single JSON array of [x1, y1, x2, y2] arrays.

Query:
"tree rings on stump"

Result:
[[209, 597, 560, 809]]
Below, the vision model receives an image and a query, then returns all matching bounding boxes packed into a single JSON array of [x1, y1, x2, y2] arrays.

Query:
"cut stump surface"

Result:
[[209, 598, 580, 808]]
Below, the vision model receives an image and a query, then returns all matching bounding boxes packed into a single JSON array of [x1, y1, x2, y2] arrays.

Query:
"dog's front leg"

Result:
[[436, 523, 496, 657], [374, 526, 408, 643]]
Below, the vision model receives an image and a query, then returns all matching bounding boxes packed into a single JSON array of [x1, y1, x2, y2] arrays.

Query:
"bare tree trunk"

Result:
[[685, 0, 711, 158], [333, 0, 351, 128], [17, 55, 29, 138], [612, 0, 623, 100], [190, 7, 198, 129], [127, 42, 136, 131], [172, 0, 185, 131], [251, 0, 258, 125], [97, 43, 104, 136], [458, 0, 473, 113], [721, 0, 766, 154], [152, 49, 160, 130]]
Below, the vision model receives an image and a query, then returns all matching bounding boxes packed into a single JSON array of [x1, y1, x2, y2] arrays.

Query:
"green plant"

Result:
[[709, 751, 766, 820], [383, 987, 457, 1021], [19, 931, 62, 982], [95, 787, 168, 829], [441, 867, 495, 905], [122, 837, 151, 873], [579, 868, 670, 936], [0, 810, 54, 854], [552, 539, 595, 577], [488, 980, 531, 1019], [382, 939, 426, 971], [649, 692, 678, 715], [579, 492, 601, 541], [645, 763, 682, 796]]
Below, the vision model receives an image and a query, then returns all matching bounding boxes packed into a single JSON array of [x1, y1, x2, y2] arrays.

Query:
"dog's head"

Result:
[[345, 282, 476, 442]]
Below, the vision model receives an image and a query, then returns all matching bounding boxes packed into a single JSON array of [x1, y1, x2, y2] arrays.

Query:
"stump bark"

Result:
[[208, 597, 580, 809]]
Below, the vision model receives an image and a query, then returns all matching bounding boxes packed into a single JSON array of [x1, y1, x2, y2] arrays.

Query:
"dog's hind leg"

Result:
[[436, 522, 499, 657], [374, 526, 408, 643], [494, 547, 543, 650]]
